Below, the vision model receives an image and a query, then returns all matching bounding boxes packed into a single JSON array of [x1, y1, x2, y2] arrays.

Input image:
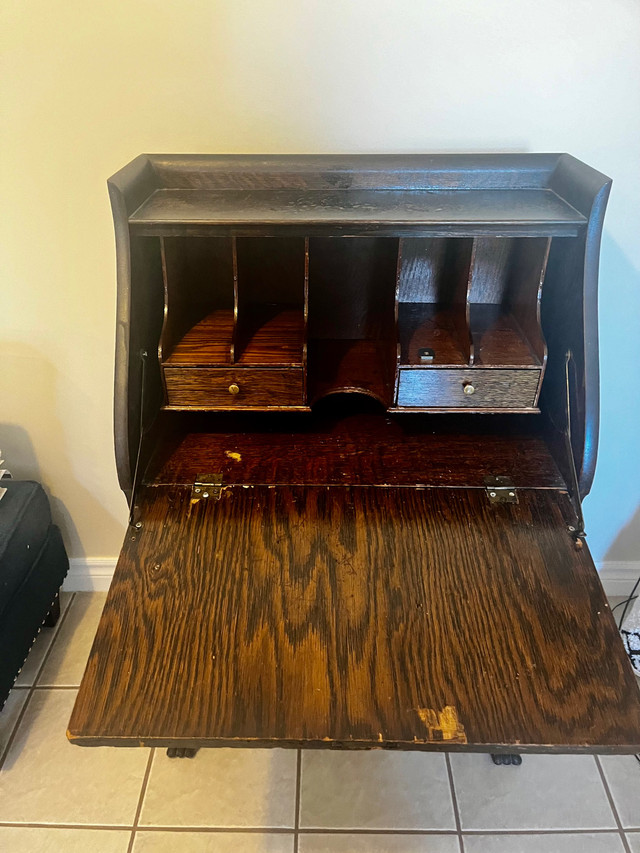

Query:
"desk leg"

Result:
[[167, 748, 199, 758], [491, 754, 523, 766]]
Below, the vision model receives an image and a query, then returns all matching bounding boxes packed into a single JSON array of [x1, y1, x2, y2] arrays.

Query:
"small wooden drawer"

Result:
[[164, 367, 305, 408], [396, 368, 540, 409]]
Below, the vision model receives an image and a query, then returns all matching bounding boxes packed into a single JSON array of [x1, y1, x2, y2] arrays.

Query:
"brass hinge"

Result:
[[192, 474, 223, 501], [484, 476, 518, 504]]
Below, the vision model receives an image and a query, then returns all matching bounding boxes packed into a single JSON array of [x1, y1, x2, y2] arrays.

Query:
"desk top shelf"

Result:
[[129, 188, 586, 237]]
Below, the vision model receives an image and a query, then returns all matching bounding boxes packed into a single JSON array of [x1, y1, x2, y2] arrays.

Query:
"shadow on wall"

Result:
[[583, 232, 640, 563], [604, 505, 640, 563], [0, 341, 125, 559]]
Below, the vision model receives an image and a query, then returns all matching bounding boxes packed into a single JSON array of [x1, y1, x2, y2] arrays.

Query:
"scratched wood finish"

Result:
[[129, 189, 586, 238], [164, 367, 304, 408], [69, 485, 640, 752], [145, 407, 564, 488]]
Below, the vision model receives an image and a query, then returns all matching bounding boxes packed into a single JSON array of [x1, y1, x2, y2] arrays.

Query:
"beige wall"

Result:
[[2, 0, 639, 562]]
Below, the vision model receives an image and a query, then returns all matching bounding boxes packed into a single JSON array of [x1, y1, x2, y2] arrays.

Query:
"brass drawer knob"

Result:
[[463, 382, 475, 396], [228, 383, 240, 395]]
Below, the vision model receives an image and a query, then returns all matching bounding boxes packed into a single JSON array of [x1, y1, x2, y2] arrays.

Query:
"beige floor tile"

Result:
[[0, 689, 29, 757], [299, 751, 455, 831], [140, 748, 297, 828], [599, 755, 640, 828], [0, 826, 130, 852], [463, 835, 625, 853], [15, 592, 74, 686], [0, 689, 149, 825], [628, 832, 640, 852], [298, 833, 460, 852], [133, 831, 294, 852], [450, 754, 615, 831], [37, 592, 106, 686]]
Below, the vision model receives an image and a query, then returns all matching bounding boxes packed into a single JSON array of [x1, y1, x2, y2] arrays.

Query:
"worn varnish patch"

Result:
[[416, 706, 467, 744]]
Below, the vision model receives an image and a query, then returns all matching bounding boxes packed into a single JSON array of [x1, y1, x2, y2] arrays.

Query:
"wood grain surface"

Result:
[[398, 304, 469, 366], [397, 368, 540, 409], [129, 189, 586, 238], [145, 407, 565, 489], [163, 310, 234, 366], [469, 306, 541, 368], [307, 340, 394, 407], [69, 485, 640, 752], [164, 367, 304, 408], [235, 307, 305, 366]]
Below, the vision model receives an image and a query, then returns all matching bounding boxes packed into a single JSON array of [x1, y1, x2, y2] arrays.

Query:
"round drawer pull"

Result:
[[463, 382, 475, 396], [228, 383, 240, 396]]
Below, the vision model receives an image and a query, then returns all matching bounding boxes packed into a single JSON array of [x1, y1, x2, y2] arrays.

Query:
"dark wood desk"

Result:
[[69, 154, 640, 756]]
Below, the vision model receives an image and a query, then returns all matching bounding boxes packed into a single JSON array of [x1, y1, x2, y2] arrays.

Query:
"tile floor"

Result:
[[0, 592, 639, 852]]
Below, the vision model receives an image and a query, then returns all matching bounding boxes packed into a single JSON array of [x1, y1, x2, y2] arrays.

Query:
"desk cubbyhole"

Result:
[[307, 237, 398, 406], [467, 237, 550, 368], [234, 236, 307, 367], [160, 236, 235, 366], [397, 238, 473, 367]]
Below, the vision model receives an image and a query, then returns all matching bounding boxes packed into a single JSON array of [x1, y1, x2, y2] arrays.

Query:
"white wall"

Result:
[[2, 0, 639, 564]]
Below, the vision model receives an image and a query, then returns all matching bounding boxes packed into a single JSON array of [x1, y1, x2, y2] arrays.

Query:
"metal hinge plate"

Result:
[[192, 474, 223, 501], [484, 476, 518, 504]]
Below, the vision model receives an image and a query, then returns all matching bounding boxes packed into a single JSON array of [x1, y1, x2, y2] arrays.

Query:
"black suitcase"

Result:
[[0, 480, 69, 707]]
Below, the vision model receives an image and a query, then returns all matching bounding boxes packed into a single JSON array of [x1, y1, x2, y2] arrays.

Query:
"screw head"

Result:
[[135, 521, 142, 529], [489, 491, 496, 498], [202, 491, 209, 498]]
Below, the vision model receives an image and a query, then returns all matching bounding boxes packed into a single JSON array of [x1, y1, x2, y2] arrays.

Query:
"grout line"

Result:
[[119, 827, 458, 835], [0, 593, 76, 771], [0, 823, 630, 836], [0, 690, 36, 772], [31, 592, 77, 688], [293, 748, 302, 852], [460, 828, 630, 836], [445, 753, 465, 853], [0, 822, 134, 831], [137, 827, 627, 836], [594, 755, 633, 853], [126, 747, 156, 853]]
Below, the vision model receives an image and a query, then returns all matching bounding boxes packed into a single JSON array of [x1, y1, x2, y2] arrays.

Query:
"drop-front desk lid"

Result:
[[69, 479, 640, 753]]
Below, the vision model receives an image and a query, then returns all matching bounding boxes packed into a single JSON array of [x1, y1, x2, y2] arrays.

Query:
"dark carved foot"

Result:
[[43, 594, 61, 627], [167, 747, 199, 758], [491, 753, 522, 766]]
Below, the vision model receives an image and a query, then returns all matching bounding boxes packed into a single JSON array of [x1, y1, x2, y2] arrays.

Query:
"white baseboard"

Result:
[[63, 558, 118, 592], [597, 562, 640, 598], [62, 557, 640, 597]]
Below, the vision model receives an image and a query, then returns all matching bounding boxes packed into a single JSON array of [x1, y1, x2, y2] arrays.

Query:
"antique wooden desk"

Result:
[[69, 154, 640, 758]]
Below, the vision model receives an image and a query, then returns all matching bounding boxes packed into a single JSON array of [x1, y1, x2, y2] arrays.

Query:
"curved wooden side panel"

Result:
[[108, 155, 161, 497], [544, 155, 612, 497]]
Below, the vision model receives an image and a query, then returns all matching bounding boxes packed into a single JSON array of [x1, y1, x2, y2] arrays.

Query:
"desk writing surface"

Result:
[[69, 485, 640, 752]]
